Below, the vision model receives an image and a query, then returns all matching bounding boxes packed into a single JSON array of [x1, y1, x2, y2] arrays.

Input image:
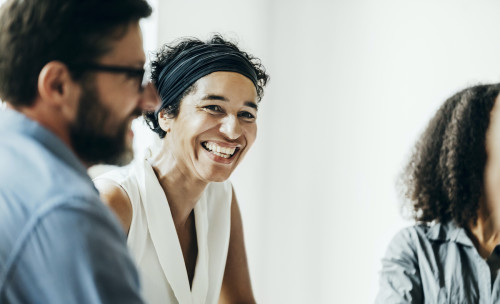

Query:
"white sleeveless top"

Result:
[[94, 157, 232, 304]]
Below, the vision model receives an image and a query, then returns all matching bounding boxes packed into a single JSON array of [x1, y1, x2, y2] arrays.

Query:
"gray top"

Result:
[[376, 221, 500, 304], [0, 109, 143, 303]]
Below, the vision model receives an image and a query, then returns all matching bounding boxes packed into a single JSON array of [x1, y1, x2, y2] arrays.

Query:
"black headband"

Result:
[[155, 44, 258, 118]]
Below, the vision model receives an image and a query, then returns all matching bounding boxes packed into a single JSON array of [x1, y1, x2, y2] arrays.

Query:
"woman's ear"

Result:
[[158, 109, 171, 133], [143, 82, 170, 133]]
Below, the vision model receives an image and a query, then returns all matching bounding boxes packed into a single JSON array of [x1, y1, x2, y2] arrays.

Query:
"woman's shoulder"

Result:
[[93, 179, 133, 233], [92, 163, 139, 233], [377, 224, 434, 304], [93, 162, 136, 186], [385, 221, 454, 258], [396, 223, 432, 237], [385, 223, 433, 255]]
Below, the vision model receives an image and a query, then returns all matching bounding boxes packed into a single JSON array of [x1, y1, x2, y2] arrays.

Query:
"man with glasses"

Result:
[[0, 0, 154, 302]]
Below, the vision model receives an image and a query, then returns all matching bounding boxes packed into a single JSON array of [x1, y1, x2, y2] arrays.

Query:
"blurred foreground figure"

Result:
[[0, 0, 153, 302], [376, 84, 500, 303]]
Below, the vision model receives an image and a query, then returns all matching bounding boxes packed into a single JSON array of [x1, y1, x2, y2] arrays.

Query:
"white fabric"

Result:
[[94, 156, 232, 304]]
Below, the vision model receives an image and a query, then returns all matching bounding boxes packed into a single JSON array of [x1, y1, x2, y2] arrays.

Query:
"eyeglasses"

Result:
[[71, 63, 147, 92]]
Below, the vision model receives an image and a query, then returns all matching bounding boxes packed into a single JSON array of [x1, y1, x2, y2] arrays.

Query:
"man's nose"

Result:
[[139, 82, 161, 112]]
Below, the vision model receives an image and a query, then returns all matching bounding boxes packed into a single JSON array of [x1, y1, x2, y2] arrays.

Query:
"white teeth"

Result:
[[204, 142, 237, 157], [213, 151, 230, 158]]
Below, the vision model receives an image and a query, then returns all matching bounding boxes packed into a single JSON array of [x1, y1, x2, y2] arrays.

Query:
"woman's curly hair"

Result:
[[400, 83, 500, 227], [143, 34, 269, 139]]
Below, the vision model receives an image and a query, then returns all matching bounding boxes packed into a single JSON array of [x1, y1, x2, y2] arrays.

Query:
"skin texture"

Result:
[[96, 71, 258, 303]]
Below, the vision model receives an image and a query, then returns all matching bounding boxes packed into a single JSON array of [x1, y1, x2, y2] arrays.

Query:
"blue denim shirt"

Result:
[[0, 109, 143, 303], [376, 221, 500, 304]]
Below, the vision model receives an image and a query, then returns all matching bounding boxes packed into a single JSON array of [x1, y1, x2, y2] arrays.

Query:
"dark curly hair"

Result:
[[144, 34, 269, 138], [400, 83, 500, 227]]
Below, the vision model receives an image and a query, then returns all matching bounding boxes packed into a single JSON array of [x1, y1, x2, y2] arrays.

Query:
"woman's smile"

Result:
[[202, 141, 240, 160]]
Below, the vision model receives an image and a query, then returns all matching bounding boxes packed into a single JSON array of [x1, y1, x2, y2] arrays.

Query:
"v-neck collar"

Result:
[[138, 159, 209, 303]]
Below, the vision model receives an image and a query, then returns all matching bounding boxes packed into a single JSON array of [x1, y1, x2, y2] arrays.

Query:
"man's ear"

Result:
[[37, 61, 80, 119]]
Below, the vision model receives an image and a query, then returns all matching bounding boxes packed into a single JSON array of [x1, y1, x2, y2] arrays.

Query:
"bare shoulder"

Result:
[[94, 178, 133, 234]]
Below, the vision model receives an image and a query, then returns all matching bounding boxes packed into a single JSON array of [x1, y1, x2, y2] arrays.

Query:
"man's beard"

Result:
[[69, 80, 138, 166]]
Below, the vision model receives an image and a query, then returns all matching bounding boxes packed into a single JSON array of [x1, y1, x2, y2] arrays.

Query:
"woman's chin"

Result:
[[197, 168, 233, 183]]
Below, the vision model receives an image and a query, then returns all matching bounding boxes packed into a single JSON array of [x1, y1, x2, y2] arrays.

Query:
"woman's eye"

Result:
[[239, 111, 256, 120], [204, 105, 223, 113]]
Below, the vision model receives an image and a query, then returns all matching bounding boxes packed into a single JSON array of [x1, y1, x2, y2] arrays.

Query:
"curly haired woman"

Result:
[[376, 83, 500, 303]]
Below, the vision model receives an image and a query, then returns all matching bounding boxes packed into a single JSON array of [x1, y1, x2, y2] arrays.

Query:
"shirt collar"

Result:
[[426, 220, 475, 247], [0, 109, 89, 180]]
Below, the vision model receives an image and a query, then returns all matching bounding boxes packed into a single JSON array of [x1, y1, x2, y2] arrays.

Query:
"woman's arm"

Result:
[[94, 179, 133, 234], [219, 187, 256, 304]]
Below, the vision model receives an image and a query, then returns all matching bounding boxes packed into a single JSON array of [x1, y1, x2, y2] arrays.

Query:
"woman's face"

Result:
[[484, 94, 500, 225], [160, 71, 258, 183]]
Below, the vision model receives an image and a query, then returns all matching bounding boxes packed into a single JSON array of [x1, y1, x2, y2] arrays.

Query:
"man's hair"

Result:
[[144, 34, 270, 139], [400, 83, 500, 227], [0, 0, 152, 106]]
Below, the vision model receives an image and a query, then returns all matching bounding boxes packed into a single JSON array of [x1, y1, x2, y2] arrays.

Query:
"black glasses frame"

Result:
[[71, 63, 146, 91]]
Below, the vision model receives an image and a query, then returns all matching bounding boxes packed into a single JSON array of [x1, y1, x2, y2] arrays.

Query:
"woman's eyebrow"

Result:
[[245, 101, 258, 110], [201, 94, 228, 101], [201, 94, 258, 110]]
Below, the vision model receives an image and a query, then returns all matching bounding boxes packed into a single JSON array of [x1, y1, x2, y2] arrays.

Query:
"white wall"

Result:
[[149, 0, 500, 303]]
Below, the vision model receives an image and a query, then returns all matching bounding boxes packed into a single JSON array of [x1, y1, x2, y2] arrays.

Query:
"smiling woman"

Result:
[[159, 71, 258, 183], [93, 35, 269, 304]]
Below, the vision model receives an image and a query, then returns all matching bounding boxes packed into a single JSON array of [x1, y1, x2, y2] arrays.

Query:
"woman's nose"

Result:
[[220, 115, 242, 140]]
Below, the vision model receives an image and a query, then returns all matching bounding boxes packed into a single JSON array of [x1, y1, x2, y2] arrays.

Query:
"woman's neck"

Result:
[[149, 143, 208, 228], [468, 207, 500, 259]]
